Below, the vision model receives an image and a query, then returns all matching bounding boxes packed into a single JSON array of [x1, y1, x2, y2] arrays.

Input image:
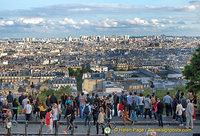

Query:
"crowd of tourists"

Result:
[[0, 89, 199, 134]]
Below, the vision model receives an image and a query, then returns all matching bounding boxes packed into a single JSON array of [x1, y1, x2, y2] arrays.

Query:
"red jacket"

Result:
[[46, 112, 53, 125]]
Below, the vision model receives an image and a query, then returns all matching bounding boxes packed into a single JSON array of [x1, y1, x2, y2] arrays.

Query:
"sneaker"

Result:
[[179, 124, 184, 126]]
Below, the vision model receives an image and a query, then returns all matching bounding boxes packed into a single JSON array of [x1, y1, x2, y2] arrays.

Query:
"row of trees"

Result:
[[68, 67, 93, 91]]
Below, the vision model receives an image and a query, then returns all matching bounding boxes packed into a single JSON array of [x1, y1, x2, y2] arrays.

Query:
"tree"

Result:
[[183, 45, 200, 93]]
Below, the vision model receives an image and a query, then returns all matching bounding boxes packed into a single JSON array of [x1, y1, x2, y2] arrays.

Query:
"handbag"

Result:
[[24, 108, 27, 114]]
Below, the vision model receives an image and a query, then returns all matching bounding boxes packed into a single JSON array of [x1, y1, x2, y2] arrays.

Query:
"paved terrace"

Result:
[[0, 115, 200, 136]]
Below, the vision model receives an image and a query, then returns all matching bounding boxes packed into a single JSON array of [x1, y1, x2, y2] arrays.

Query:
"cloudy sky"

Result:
[[0, 0, 200, 38]]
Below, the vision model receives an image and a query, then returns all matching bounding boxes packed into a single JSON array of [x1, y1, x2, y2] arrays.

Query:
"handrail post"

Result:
[[39, 121, 44, 136], [25, 121, 28, 136]]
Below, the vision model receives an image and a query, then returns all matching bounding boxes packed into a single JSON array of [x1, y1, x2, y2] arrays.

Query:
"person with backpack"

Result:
[[82, 101, 91, 126], [130, 97, 137, 122], [79, 92, 85, 118]]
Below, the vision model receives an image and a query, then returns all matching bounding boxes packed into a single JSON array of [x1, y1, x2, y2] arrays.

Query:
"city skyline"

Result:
[[0, 0, 200, 38]]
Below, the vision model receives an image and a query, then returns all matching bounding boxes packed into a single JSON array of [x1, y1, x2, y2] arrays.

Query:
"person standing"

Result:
[[19, 92, 25, 114], [52, 103, 59, 132], [133, 92, 140, 116], [90, 93, 95, 105], [40, 102, 47, 122], [127, 92, 133, 117], [184, 99, 194, 129], [190, 95, 197, 120], [12, 98, 18, 120], [46, 108, 53, 134], [96, 107, 105, 134], [139, 93, 145, 117], [7, 91, 13, 106], [75, 93, 80, 117], [123, 99, 133, 125], [34, 97, 40, 120], [157, 98, 164, 127], [92, 103, 99, 125], [163, 92, 172, 116], [25, 101, 32, 121], [144, 94, 152, 119], [82, 101, 92, 126], [176, 101, 183, 126], [46, 95, 51, 108], [130, 97, 137, 122], [79, 92, 85, 118], [63, 103, 74, 133], [22, 95, 30, 110], [113, 92, 119, 117], [172, 95, 178, 119], [50, 93, 58, 106]]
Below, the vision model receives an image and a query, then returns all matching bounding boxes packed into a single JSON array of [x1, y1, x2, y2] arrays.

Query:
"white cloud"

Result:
[[0, 20, 14, 26], [151, 19, 159, 25], [69, 8, 91, 12], [72, 25, 80, 29], [101, 18, 118, 27], [126, 18, 149, 25], [59, 18, 77, 25], [80, 20, 90, 25], [18, 18, 44, 24]]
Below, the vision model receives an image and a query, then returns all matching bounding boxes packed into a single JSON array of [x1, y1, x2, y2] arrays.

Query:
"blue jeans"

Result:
[[139, 105, 144, 116], [80, 106, 83, 118], [177, 115, 183, 124], [130, 110, 137, 122], [84, 114, 91, 126]]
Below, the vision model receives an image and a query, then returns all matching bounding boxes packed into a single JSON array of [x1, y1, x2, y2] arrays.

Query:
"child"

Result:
[[46, 108, 53, 134]]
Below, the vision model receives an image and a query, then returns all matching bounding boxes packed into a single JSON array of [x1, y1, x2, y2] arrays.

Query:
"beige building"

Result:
[[82, 79, 103, 93]]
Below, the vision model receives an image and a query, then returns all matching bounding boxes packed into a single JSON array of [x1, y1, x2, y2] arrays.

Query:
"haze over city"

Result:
[[0, 0, 200, 38]]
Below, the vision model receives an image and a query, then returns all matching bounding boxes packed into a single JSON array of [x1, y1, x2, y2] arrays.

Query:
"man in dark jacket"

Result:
[[7, 91, 13, 105], [157, 98, 164, 127], [63, 103, 74, 132], [19, 92, 25, 114], [46, 95, 51, 108], [50, 93, 58, 105], [113, 92, 119, 116], [61, 93, 67, 107], [130, 97, 137, 122]]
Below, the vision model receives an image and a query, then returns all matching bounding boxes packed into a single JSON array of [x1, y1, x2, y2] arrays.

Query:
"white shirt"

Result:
[[53, 108, 58, 121], [139, 96, 145, 105], [176, 104, 183, 115], [26, 104, 32, 114], [22, 99, 30, 108]]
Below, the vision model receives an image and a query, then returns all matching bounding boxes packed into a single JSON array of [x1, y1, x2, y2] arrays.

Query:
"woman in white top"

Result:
[[25, 101, 32, 121], [176, 101, 183, 126], [96, 107, 105, 134], [139, 93, 145, 117]]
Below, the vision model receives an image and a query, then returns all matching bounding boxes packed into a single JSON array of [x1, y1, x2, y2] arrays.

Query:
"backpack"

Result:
[[84, 105, 90, 115]]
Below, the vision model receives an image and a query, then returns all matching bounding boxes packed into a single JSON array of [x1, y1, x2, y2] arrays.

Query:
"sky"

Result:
[[0, 0, 200, 38]]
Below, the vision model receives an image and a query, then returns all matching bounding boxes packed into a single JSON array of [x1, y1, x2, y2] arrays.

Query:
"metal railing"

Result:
[[0, 120, 104, 136]]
